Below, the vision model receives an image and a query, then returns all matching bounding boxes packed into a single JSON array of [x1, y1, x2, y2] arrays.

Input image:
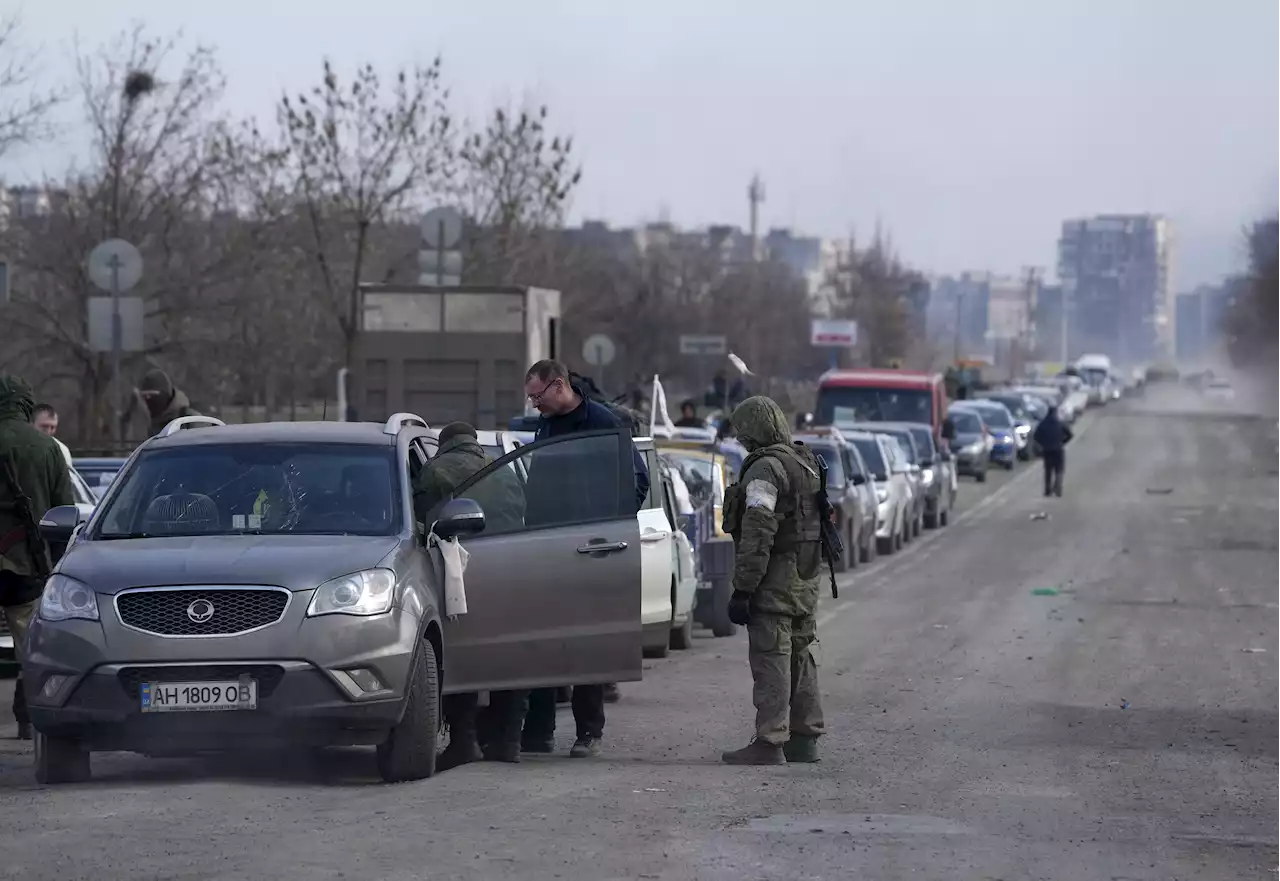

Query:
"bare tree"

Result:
[[1223, 214, 1279, 371], [0, 28, 245, 444], [0, 13, 63, 158], [455, 103, 582, 284], [273, 58, 452, 367], [827, 234, 927, 368]]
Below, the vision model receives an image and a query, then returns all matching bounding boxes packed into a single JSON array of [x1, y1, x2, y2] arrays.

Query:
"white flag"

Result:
[[728, 352, 754, 376], [650, 374, 677, 438]]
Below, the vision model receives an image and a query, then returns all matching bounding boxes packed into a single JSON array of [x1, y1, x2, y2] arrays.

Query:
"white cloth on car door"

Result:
[[429, 534, 471, 619]]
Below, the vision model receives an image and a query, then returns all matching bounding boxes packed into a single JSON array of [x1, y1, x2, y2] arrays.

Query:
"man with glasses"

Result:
[[519, 359, 649, 758]]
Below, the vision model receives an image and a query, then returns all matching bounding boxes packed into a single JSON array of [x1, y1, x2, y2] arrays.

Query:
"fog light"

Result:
[[347, 668, 384, 693], [40, 674, 68, 698]]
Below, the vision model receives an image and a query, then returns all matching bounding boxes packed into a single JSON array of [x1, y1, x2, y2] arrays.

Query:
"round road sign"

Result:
[[87, 239, 143, 293], [421, 206, 464, 250], [582, 333, 616, 367]]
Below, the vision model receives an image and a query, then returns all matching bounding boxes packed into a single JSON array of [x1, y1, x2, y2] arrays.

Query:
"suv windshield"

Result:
[[95, 443, 401, 538], [969, 405, 1012, 429], [803, 441, 846, 485], [905, 426, 935, 460], [851, 438, 887, 480], [818, 386, 933, 425], [949, 410, 983, 434]]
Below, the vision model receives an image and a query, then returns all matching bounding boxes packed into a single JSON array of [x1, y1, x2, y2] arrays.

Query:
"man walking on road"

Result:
[[720, 396, 826, 765], [0, 376, 74, 741], [519, 359, 649, 758], [1032, 406, 1073, 497], [412, 421, 526, 769]]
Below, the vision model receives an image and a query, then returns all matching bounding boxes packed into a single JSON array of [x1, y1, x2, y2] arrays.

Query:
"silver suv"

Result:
[[26, 414, 642, 784]]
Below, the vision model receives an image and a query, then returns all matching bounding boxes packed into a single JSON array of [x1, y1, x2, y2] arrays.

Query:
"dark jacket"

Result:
[[532, 385, 649, 517], [139, 369, 200, 437], [1032, 409, 1073, 453], [413, 435, 525, 533], [0, 375, 74, 603]]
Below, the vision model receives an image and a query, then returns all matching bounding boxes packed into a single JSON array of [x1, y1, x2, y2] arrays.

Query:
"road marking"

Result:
[[816, 415, 1098, 631]]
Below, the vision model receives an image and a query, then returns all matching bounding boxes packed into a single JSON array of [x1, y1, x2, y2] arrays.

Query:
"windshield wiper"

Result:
[[97, 532, 154, 540]]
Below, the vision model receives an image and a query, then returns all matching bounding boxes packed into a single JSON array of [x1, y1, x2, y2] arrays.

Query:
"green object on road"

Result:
[[1031, 587, 1059, 596]]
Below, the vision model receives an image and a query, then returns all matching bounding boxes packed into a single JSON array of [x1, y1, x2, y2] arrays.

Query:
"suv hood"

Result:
[[59, 534, 402, 595]]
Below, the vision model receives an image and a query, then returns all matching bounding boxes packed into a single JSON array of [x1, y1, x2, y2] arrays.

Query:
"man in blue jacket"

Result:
[[520, 359, 648, 758]]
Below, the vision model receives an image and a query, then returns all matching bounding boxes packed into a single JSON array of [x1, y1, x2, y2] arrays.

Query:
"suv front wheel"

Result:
[[376, 638, 440, 783]]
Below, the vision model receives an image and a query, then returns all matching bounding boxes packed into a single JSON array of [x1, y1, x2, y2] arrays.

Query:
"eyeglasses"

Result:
[[527, 378, 561, 404]]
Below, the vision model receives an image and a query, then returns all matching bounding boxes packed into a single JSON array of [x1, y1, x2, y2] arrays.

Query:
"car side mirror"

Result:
[[40, 505, 82, 545], [909, 464, 921, 474], [432, 498, 486, 540], [851, 474, 867, 486], [676, 514, 691, 531], [918, 457, 933, 467]]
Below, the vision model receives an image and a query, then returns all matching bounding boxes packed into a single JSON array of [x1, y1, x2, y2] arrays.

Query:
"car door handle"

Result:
[[640, 530, 670, 543], [576, 541, 629, 554]]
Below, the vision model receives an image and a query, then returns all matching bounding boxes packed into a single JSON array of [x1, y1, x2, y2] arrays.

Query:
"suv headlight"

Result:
[[40, 574, 99, 622], [921, 468, 934, 485], [307, 569, 396, 617]]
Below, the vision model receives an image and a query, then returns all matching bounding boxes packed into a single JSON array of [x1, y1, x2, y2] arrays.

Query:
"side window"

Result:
[[455, 432, 629, 537], [641, 448, 661, 510], [839, 445, 856, 479]]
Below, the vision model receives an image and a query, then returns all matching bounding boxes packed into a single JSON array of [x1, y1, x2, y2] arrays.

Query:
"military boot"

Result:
[[783, 734, 820, 763], [437, 734, 481, 771], [721, 738, 785, 765]]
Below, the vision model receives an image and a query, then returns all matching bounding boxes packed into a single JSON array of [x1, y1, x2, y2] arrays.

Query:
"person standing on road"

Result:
[[1032, 405, 1073, 498], [32, 403, 73, 470], [519, 359, 649, 759], [720, 395, 826, 765], [0, 376, 74, 741], [136, 368, 200, 437], [412, 421, 527, 769]]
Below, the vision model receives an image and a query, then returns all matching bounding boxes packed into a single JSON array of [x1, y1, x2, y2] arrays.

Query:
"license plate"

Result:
[[140, 680, 258, 713]]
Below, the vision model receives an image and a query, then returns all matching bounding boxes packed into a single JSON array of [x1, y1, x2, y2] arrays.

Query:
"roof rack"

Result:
[[159, 415, 226, 437], [383, 413, 429, 435]]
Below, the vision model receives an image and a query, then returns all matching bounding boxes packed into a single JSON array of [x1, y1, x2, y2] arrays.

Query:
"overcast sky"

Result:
[[6, 0, 1277, 288]]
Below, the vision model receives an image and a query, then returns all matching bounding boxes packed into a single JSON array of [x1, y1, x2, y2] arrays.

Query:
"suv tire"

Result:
[[34, 731, 91, 785], [376, 638, 440, 783]]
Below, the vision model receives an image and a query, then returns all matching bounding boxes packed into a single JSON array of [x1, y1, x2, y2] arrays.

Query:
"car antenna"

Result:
[[322, 398, 328, 421]]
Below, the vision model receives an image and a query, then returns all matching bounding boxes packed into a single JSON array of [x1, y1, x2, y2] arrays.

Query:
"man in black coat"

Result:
[[1032, 406, 1074, 497], [519, 359, 648, 759]]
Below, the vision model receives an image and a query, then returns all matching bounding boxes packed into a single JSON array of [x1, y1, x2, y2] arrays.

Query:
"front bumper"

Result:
[[22, 600, 421, 752], [955, 453, 986, 475], [990, 443, 1017, 463]]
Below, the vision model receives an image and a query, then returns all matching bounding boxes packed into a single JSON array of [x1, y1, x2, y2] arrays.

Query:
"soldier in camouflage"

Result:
[[719, 396, 826, 765], [413, 421, 527, 769]]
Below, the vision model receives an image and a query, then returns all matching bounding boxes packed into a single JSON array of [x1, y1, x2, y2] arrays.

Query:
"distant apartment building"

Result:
[[0, 184, 70, 231], [1175, 281, 1243, 364], [1057, 214, 1172, 364], [927, 272, 1033, 367], [560, 220, 843, 311]]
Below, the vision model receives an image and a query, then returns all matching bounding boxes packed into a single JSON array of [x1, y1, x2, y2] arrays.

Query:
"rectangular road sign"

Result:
[[679, 334, 728, 356], [810, 318, 858, 347], [88, 296, 145, 352]]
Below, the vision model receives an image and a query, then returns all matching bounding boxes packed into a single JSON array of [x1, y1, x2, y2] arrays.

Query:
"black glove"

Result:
[[726, 590, 752, 626]]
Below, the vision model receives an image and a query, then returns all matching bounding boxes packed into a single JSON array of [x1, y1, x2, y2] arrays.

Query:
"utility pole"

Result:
[[747, 174, 765, 262]]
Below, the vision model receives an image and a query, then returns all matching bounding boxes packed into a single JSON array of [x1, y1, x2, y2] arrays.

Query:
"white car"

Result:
[[846, 430, 912, 555], [425, 428, 696, 659]]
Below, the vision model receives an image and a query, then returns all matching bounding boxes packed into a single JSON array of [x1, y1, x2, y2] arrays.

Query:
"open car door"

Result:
[[439, 427, 642, 694]]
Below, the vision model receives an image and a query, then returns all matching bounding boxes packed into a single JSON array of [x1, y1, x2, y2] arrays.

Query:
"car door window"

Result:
[[641, 448, 661, 510], [453, 429, 634, 537]]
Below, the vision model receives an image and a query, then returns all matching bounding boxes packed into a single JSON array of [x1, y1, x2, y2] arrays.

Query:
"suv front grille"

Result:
[[118, 664, 286, 699], [116, 588, 290, 637]]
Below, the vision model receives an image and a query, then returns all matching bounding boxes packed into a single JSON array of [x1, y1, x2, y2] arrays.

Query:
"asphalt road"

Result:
[[0, 386, 1275, 881]]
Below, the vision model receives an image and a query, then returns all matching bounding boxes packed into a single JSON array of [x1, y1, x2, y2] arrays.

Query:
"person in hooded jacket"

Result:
[[719, 396, 826, 765], [0, 376, 74, 740], [136, 368, 200, 437], [412, 421, 526, 768], [1032, 405, 1073, 497]]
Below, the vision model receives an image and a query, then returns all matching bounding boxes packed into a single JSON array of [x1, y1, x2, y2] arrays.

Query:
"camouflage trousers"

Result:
[[747, 612, 825, 745]]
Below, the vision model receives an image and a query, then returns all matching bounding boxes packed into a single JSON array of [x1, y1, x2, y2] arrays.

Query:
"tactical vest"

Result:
[[727, 441, 823, 575]]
